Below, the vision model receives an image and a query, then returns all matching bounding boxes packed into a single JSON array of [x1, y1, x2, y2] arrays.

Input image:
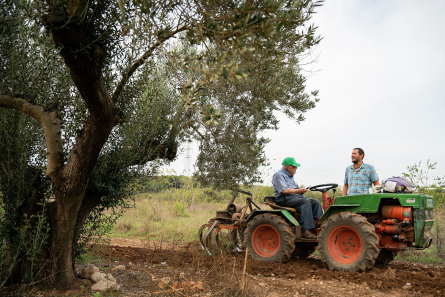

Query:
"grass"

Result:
[[396, 245, 445, 265], [76, 246, 105, 264], [109, 193, 228, 243], [108, 185, 283, 243], [106, 186, 445, 266], [107, 184, 333, 243]]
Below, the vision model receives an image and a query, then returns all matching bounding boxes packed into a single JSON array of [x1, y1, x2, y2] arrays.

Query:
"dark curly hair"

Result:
[[353, 148, 365, 159]]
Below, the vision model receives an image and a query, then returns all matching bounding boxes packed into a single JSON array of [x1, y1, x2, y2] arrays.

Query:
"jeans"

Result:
[[275, 194, 323, 232]]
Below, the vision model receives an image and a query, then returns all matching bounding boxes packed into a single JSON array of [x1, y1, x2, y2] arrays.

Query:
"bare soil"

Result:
[[7, 238, 445, 296], [96, 238, 445, 297]]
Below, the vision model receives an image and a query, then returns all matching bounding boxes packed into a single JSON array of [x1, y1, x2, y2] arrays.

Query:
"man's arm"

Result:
[[370, 165, 380, 186], [343, 169, 349, 196], [282, 188, 308, 195]]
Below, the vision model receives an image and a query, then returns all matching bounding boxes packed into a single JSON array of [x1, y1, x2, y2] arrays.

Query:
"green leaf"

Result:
[[223, 67, 228, 79], [118, 0, 125, 14]]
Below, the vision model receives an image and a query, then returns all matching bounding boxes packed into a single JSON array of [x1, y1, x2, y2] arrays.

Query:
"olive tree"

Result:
[[0, 0, 321, 287]]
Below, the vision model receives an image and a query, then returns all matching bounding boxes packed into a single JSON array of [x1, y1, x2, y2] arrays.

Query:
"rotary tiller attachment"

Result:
[[198, 190, 256, 255], [198, 220, 242, 255], [198, 220, 218, 256]]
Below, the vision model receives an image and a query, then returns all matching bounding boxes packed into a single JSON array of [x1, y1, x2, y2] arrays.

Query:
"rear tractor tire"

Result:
[[244, 213, 296, 262], [318, 212, 380, 273]]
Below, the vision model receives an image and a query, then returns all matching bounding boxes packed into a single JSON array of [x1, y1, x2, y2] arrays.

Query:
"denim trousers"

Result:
[[275, 193, 323, 232]]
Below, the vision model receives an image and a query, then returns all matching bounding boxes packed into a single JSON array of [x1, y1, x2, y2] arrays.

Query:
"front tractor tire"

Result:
[[318, 212, 380, 273], [244, 213, 296, 262]]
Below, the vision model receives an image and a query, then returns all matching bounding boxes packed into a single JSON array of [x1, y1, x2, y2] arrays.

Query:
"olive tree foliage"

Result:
[[0, 0, 321, 286]]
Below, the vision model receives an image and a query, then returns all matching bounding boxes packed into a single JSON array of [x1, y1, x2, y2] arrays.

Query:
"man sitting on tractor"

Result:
[[272, 157, 322, 239]]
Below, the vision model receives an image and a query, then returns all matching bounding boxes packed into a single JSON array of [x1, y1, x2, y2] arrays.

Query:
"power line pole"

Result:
[[183, 141, 193, 176]]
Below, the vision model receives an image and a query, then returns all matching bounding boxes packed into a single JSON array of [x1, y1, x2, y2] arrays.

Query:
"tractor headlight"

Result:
[[427, 198, 433, 208]]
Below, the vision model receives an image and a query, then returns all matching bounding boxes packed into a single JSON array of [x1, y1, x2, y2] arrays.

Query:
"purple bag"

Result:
[[382, 177, 416, 193]]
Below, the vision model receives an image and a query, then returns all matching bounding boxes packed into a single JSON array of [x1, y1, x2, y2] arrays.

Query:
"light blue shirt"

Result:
[[272, 168, 302, 198], [344, 163, 379, 196]]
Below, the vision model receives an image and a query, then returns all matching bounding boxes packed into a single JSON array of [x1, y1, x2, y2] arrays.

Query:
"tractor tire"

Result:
[[318, 212, 380, 273], [292, 243, 316, 258], [375, 249, 396, 265], [244, 213, 295, 262]]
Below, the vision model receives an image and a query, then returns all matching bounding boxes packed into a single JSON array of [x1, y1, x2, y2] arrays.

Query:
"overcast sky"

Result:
[[165, 0, 445, 188]]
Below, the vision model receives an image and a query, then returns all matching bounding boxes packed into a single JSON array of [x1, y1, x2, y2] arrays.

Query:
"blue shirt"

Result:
[[344, 163, 379, 196], [272, 168, 302, 198]]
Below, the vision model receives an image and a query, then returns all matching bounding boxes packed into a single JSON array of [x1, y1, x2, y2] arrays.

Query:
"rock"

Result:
[[111, 265, 126, 273], [91, 280, 120, 292], [171, 280, 203, 290], [93, 266, 100, 273], [288, 273, 297, 278], [79, 264, 96, 279], [427, 271, 435, 278], [376, 281, 382, 289], [259, 282, 266, 287], [158, 277, 171, 289], [403, 283, 412, 290], [90, 272, 105, 283], [105, 274, 116, 283], [80, 279, 92, 286], [91, 272, 116, 283]]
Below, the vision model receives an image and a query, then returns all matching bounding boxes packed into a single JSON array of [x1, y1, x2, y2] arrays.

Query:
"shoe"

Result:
[[302, 230, 318, 240]]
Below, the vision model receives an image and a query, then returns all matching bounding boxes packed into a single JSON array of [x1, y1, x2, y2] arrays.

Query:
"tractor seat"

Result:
[[263, 196, 298, 214]]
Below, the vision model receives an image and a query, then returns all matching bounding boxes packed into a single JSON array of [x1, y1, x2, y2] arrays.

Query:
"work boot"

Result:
[[302, 230, 317, 240]]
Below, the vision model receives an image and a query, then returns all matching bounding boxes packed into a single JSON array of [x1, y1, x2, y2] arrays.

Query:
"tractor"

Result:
[[198, 184, 435, 272]]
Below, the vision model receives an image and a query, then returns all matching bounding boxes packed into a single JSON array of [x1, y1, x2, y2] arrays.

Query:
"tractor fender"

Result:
[[318, 204, 361, 224], [245, 210, 299, 227]]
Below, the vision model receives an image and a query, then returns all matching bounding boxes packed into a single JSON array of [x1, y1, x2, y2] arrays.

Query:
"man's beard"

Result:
[[352, 159, 359, 164]]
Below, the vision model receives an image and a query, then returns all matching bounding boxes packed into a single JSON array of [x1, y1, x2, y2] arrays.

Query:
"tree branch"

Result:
[[111, 25, 188, 103], [0, 95, 63, 178]]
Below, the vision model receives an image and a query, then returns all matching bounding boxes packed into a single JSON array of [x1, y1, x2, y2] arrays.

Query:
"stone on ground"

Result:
[[90, 272, 116, 283], [91, 280, 120, 292], [111, 265, 126, 273], [79, 264, 97, 279]]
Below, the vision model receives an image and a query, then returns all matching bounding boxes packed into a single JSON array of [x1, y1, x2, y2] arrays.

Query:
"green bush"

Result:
[[172, 200, 189, 217]]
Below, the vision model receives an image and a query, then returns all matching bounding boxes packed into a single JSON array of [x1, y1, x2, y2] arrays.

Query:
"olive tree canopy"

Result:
[[0, 0, 321, 287]]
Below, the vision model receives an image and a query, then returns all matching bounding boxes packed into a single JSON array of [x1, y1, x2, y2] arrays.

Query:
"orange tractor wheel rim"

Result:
[[327, 226, 362, 264], [252, 224, 281, 257]]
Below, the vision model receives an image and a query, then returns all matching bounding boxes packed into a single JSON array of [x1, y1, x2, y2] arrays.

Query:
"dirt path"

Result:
[[93, 239, 445, 296]]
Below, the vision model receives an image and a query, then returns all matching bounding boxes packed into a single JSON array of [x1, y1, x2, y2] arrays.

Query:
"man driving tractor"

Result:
[[272, 157, 322, 239]]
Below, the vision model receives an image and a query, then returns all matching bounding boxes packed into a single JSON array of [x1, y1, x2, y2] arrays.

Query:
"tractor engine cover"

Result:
[[375, 223, 400, 234], [382, 205, 412, 223]]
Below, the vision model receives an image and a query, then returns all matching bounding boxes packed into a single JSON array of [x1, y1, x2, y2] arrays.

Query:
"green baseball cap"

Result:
[[282, 157, 301, 167]]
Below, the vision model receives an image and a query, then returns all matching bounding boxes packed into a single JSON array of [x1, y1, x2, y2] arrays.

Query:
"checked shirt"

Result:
[[344, 163, 379, 196]]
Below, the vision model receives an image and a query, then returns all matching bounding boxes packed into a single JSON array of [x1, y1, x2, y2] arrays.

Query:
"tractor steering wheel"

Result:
[[308, 183, 338, 193]]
